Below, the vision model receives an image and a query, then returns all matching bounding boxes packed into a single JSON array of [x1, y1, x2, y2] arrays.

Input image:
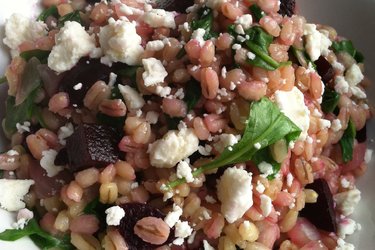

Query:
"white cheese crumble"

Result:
[[341, 178, 350, 189], [12, 208, 34, 230], [337, 217, 360, 239], [205, 195, 217, 204], [287, 173, 294, 187], [217, 167, 253, 223], [143, 9, 176, 29], [335, 238, 355, 250], [176, 160, 194, 183], [155, 86, 172, 97], [203, 240, 215, 250], [331, 119, 342, 132], [335, 76, 350, 94], [334, 188, 361, 216], [3, 14, 47, 57], [319, 119, 331, 130], [48, 21, 95, 73], [118, 84, 145, 110], [345, 64, 364, 86], [191, 28, 206, 47], [235, 14, 253, 30], [303, 23, 332, 61], [258, 161, 274, 177], [16, 121, 31, 134], [149, 128, 199, 168], [142, 58, 168, 87], [255, 181, 265, 193], [40, 149, 64, 177], [274, 87, 310, 140], [105, 206, 125, 226], [213, 134, 240, 153], [164, 204, 183, 227], [146, 40, 165, 51], [58, 123, 74, 146], [73, 83, 83, 90], [175, 220, 193, 239], [99, 18, 144, 66], [364, 149, 373, 164], [0, 179, 34, 211], [198, 144, 212, 156], [145, 111, 159, 124], [260, 194, 273, 217]]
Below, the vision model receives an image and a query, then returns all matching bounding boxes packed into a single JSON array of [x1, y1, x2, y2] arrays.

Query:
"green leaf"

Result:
[[332, 40, 364, 63], [0, 219, 39, 241], [20, 50, 51, 64], [0, 76, 6, 84], [37, 5, 58, 22], [249, 4, 265, 22], [116, 66, 139, 78], [165, 115, 181, 130], [290, 46, 316, 69], [191, 7, 217, 40], [252, 147, 281, 180], [340, 119, 356, 163], [321, 88, 340, 114], [184, 80, 201, 111], [0, 170, 3, 178], [58, 10, 81, 27], [167, 98, 301, 188], [83, 198, 110, 231], [16, 57, 42, 105]]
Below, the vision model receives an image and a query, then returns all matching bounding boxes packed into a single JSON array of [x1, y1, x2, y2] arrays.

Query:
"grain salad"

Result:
[[0, 0, 372, 249]]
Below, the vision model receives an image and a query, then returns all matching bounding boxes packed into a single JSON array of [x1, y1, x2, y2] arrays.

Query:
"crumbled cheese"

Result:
[[73, 83, 83, 90], [40, 149, 65, 177], [146, 40, 165, 51], [365, 149, 373, 164], [331, 119, 342, 132], [287, 173, 294, 187], [221, 66, 227, 78], [175, 221, 193, 238], [48, 21, 96, 73], [213, 134, 240, 153], [232, 43, 242, 50], [334, 76, 350, 94], [256, 181, 265, 193], [142, 58, 168, 87], [350, 86, 366, 99], [58, 123, 74, 146], [105, 206, 125, 226], [260, 194, 273, 217], [6, 150, 19, 156], [203, 240, 215, 250], [258, 162, 274, 177], [143, 9, 176, 29], [149, 128, 199, 168], [235, 14, 253, 30], [0, 179, 34, 211], [99, 18, 144, 66], [334, 188, 361, 216], [187, 231, 197, 244], [319, 119, 331, 130], [205, 195, 217, 204], [254, 142, 262, 149], [337, 217, 359, 239], [274, 87, 310, 140], [335, 238, 355, 250], [145, 111, 159, 124], [108, 72, 118, 88], [303, 23, 332, 61], [198, 144, 212, 156], [247, 51, 256, 60], [217, 167, 253, 223], [173, 238, 185, 246], [191, 28, 206, 47], [234, 24, 245, 35], [341, 178, 350, 188], [205, 0, 227, 9], [164, 204, 183, 227], [118, 84, 145, 110], [332, 61, 345, 72], [118, 3, 144, 16], [16, 121, 31, 134], [12, 208, 34, 230], [3, 14, 47, 57], [176, 160, 194, 183], [345, 64, 364, 86], [155, 86, 172, 97], [130, 182, 139, 189]]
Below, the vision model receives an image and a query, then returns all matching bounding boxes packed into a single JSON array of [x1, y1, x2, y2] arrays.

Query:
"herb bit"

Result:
[[58, 10, 82, 27], [0, 76, 6, 84], [340, 119, 356, 163], [20, 49, 51, 64], [37, 5, 59, 22], [166, 97, 301, 189], [249, 4, 266, 22], [321, 88, 340, 114], [332, 40, 364, 63], [191, 7, 217, 40]]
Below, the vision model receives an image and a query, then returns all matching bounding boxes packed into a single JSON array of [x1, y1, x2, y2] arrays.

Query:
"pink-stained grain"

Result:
[[200, 67, 219, 99], [115, 160, 136, 181], [69, 214, 100, 234], [100, 164, 117, 184], [203, 114, 227, 133], [134, 217, 170, 245], [48, 92, 69, 113], [99, 99, 127, 117], [260, 16, 281, 37], [221, 2, 243, 21], [90, 2, 109, 25], [200, 40, 215, 67], [258, 0, 280, 13], [162, 98, 187, 118], [75, 168, 100, 188], [238, 80, 267, 101], [66, 181, 83, 202], [193, 117, 210, 140], [26, 134, 49, 160], [185, 39, 201, 62]]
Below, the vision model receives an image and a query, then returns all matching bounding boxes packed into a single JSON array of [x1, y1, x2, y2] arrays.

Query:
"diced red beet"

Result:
[[66, 124, 120, 172], [300, 179, 337, 233], [278, 0, 296, 17], [356, 123, 367, 143], [157, 0, 195, 13], [54, 148, 68, 166], [315, 56, 335, 85], [118, 203, 174, 250]]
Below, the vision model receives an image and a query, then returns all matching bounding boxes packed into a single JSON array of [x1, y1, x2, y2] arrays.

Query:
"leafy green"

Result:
[[332, 40, 364, 63], [252, 147, 281, 180], [58, 10, 81, 27], [167, 98, 301, 188], [321, 88, 340, 114], [0, 218, 73, 250], [184, 80, 201, 111], [0, 170, 3, 178], [16, 57, 42, 105], [290, 46, 316, 69], [249, 4, 265, 22], [116, 66, 139, 79], [0, 76, 6, 84], [20, 50, 51, 64], [191, 7, 217, 40], [83, 198, 110, 231], [340, 119, 356, 163], [37, 5, 59, 21]]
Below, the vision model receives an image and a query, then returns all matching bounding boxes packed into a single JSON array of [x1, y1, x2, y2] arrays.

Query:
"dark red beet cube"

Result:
[[118, 203, 174, 250], [278, 0, 296, 17], [316, 56, 335, 85], [157, 0, 195, 13], [300, 178, 337, 233], [66, 124, 120, 172]]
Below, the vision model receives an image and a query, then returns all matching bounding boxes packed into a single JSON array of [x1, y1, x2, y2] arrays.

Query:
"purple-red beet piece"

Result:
[[316, 56, 335, 85], [157, 0, 195, 13], [278, 0, 296, 17], [356, 123, 367, 143], [66, 124, 120, 172], [300, 178, 337, 233], [119, 203, 174, 250], [54, 148, 68, 166]]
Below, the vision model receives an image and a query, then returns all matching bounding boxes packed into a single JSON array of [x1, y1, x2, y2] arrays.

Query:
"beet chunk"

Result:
[[316, 56, 335, 85], [157, 0, 195, 13], [278, 0, 296, 17], [66, 124, 120, 172], [54, 148, 68, 166], [119, 203, 174, 250], [300, 179, 337, 233], [356, 123, 367, 143]]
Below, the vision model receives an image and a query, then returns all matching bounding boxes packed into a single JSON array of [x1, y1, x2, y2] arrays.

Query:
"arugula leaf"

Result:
[[0, 76, 6, 84], [16, 57, 42, 105], [0, 218, 73, 250], [340, 119, 356, 163], [290, 46, 316, 69], [58, 10, 81, 27], [332, 40, 364, 63], [321, 88, 340, 114], [20, 50, 50, 64], [184, 80, 201, 111], [191, 7, 217, 40], [116, 66, 139, 78], [252, 147, 281, 180], [37, 5, 59, 22], [250, 4, 265, 22], [83, 198, 110, 231], [167, 98, 301, 188]]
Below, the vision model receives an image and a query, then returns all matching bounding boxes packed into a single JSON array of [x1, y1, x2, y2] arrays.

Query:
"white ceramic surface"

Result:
[[0, 0, 374, 249]]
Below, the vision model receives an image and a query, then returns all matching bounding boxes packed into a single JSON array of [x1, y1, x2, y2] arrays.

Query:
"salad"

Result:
[[0, 0, 372, 249]]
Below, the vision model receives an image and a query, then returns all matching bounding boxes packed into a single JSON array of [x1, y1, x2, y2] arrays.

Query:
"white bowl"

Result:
[[0, 0, 374, 249]]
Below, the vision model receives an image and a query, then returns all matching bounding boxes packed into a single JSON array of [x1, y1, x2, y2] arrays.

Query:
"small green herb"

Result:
[[0, 170, 3, 178], [20, 50, 51, 64], [249, 4, 265, 22], [167, 98, 301, 188], [332, 40, 364, 63], [58, 10, 81, 27], [16, 57, 42, 105], [176, 47, 186, 59], [191, 7, 217, 40], [37, 5, 59, 22], [184, 80, 201, 111], [165, 115, 181, 130], [340, 119, 356, 163], [0, 218, 73, 250], [116, 66, 139, 79], [321, 88, 340, 114], [0, 76, 6, 84], [290, 46, 316, 69], [83, 198, 110, 231], [252, 147, 281, 180]]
